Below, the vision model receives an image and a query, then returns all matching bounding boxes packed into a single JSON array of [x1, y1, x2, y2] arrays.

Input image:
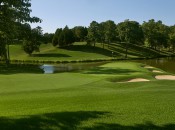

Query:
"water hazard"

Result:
[[136, 57, 175, 74], [40, 62, 108, 74]]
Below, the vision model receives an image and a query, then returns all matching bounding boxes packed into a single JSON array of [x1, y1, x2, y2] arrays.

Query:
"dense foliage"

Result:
[[22, 26, 43, 55], [117, 20, 144, 58], [52, 26, 75, 47], [52, 19, 175, 56], [0, 0, 41, 61]]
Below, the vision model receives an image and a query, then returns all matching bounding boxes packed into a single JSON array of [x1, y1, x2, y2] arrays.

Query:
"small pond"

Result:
[[40, 62, 108, 74], [31, 57, 175, 74]]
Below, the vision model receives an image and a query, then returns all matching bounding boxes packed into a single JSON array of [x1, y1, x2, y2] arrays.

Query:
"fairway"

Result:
[[0, 62, 175, 130], [1, 0, 175, 129]]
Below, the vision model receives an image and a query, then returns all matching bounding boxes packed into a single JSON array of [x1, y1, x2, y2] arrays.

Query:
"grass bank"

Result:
[[8, 42, 174, 64], [0, 61, 175, 129]]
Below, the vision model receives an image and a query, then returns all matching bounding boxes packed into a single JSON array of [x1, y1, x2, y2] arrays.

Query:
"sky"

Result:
[[30, 0, 175, 33]]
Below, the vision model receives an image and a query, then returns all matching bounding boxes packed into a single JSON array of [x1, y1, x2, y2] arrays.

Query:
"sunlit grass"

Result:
[[9, 42, 170, 63], [0, 62, 175, 129]]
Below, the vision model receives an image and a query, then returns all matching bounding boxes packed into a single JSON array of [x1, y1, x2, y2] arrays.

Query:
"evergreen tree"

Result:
[[52, 28, 62, 46]]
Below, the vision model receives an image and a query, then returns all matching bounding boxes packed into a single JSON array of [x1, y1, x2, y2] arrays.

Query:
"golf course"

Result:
[[1, 42, 175, 130], [1, 0, 175, 129]]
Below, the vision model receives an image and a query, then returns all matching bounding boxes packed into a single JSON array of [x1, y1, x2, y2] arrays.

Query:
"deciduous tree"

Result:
[[142, 19, 168, 50], [87, 21, 100, 47], [72, 26, 87, 42], [117, 20, 144, 58], [0, 0, 41, 63]]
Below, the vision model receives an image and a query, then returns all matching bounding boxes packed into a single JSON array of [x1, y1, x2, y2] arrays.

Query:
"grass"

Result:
[[9, 42, 173, 63], [9, 43, 110, 61], [0, 61, 175, 130]]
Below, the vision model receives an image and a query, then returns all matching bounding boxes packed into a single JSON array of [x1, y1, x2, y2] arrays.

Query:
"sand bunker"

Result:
[[155, 75, 175, 80], [127, 78, 150, 82], [144, 66, 154, 69], [152, 70, 164, 73]]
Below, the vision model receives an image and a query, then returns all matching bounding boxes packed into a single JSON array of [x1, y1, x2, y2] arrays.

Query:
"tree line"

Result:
[[52, 19, 175, 57]]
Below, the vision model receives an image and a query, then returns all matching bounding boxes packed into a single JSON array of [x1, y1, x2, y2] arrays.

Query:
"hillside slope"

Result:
[[9, 42, 173, 62]]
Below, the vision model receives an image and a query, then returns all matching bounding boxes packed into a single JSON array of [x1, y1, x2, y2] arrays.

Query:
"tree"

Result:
[[169, 25, 175, 53], [22, 40, 38, 56], [87, 21, 100, 47], [22, 26, 43, 55], [103, 20, 116, 48], [72, 26, 88, 42], [98, 22, 106, 48], [0, 0, 41, 63], [117, 20, 144, 58], [17, 23, 32, 41], [53, 26, 75, 48], [0, 32, 7, 60], [52, 28, 62, 46], [43, 33, 54, 44], [57, 31, 64, 47], [62, 26, 75, 46], [142, 19, 168, 50]]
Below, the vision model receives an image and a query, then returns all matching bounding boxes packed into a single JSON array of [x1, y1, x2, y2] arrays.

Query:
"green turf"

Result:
[[9, 42, 172, 62], [0, 61, 175, 130], [9, 43, 110, 61]]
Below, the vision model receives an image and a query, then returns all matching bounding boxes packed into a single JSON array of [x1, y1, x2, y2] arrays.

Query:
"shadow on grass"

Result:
[[0, 111, 175, 130], [61, 45, 114, 57], [83, 122, 175, 130], [0, 64, 43, 75], [109, 42, 166, 57], [0, 111, 108, 130], [83, 67, 138, 75], [32, 53, 71, 58]]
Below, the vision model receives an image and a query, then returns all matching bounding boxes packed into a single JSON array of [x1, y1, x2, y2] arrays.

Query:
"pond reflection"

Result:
[[40, 62, 108, 74], [136, 57, 175, 74], [40, 64, 55, 74]]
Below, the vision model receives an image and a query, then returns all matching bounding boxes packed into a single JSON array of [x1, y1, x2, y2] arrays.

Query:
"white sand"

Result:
[[155, 75, 175, 80], [127, 78, 150, 82], [144, 66, 154, 69], [152, 70, 164, 73]]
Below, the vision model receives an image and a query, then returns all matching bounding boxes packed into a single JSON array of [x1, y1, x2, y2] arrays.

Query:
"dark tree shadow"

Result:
[[82, 67, 138, 75], [0, 64, 43, 75], [1, 111, 175, 130], [32, 53, 71, 58], [61, 45, 115, 57], [83, 122, 175, 130], [0, 111, 109, 130]]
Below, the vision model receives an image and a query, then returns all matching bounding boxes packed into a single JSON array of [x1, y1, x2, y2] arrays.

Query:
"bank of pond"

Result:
[[1, 57, 175, 74], [40, 57, 175, 74]]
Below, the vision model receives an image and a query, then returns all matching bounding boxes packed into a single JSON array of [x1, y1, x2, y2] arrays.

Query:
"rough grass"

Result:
[[0, 62, 175, 130]]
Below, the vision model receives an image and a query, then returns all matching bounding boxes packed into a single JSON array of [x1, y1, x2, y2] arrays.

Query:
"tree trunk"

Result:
[[94, 42, 95, 47], [7, 44, 10, 63], [108, 40, 110, 48], [125, 43, 128, 58], [5, 44, 10, 66]]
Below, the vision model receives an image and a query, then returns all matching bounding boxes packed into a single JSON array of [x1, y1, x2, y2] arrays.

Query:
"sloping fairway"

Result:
[[9, 43, 111, 61], [0, 62, 175, 130], [9, 42, 172, 62]]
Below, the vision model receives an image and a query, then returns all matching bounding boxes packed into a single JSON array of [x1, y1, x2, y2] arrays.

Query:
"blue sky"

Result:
[[30, 0, 175, 33]]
